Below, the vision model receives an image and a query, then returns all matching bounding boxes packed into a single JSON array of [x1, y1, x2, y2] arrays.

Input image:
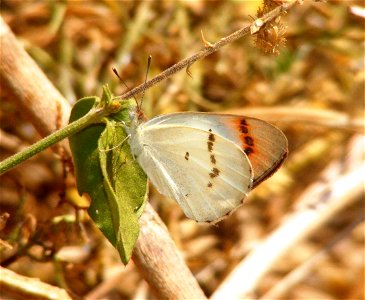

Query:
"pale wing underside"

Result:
[[142, 112, 288, 187], [133, 126, 253, 222]]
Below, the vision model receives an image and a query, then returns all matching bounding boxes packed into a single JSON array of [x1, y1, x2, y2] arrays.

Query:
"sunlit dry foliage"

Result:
[[0, 1, 364, 299]]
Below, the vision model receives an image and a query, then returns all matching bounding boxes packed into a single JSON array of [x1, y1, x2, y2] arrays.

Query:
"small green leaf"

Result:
[[68, 88, 148, 264], [69, 96, 115, 243], [99, 120, 147, 262]]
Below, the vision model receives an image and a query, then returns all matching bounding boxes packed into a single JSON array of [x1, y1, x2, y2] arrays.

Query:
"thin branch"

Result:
[[116, 0, 299, 100], [0, 267, 73, 300], [0, 107, 103, 174], [0, 0, 298, 174], [0, 1, 301, 298], [0, 16, 206, 300]]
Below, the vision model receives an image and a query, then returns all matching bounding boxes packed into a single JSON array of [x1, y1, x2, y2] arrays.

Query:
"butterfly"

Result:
[[126, 109, 288, 223]]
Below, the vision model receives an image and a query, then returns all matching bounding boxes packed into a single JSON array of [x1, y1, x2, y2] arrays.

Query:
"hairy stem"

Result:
[[117, 0, 298, 100], [0, 108, 103, 174], [0, 0, 299, 175]]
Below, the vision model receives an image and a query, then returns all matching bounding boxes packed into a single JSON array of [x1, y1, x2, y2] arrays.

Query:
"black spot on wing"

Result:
[[207, 141, 213, 152], [240, 119, 249, 134], [185, 152, 189, 160], [244, 136, 254, 146], [244, 147, 254, 155], [209, 167, 220, 178], [206, 129, 221, 187], [207, 128, 215, 152]]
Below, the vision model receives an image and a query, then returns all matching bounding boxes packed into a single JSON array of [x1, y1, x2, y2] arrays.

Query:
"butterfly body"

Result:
[[127, 111, 287, 222]]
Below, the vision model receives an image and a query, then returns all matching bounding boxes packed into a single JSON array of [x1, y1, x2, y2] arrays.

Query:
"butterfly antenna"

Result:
[[112, 67, 139, 107], [140, 55, 152, 109]]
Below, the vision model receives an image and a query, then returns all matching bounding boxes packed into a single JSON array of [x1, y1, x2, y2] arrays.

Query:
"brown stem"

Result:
[[0, 1, 299, 298], [117, 0, 299, 100], [0, 19, 70, 145], [0, 16, 205, 300], [133, 204, 207, 299]]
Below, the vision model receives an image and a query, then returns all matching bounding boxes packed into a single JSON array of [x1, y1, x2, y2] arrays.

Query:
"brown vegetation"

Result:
[[1, 1, 364, 299]]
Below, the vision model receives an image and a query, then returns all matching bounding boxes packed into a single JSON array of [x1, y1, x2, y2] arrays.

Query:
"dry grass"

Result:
[[0, 1, 364, 299]]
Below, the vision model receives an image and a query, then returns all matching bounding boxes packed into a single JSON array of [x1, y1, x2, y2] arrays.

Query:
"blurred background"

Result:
[[0, 1, 364, 299]]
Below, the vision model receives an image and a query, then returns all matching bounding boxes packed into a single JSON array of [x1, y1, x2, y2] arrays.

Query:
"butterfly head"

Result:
[[129, 104, 147, 128], [115, 56, 152, 129]]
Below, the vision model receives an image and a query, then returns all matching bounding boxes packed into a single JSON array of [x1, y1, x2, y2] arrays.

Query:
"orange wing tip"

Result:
[[225, 116, 289, 189], [252, 148, 288, 189]]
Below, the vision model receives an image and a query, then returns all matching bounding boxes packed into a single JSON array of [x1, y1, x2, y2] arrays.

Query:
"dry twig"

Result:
[[0, 267, 73, 300], [117, 0, 300, 101], [0, 17, 205, 299], [0, 1, 301, 298]]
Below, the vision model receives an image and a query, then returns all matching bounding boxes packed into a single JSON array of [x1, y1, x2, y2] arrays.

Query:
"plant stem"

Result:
[[117, 0, 299, 100], [0, 0, 299, 175], [0, 108, 103, 175]]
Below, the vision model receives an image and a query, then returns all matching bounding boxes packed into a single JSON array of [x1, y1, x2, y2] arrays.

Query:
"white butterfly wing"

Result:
[[142, 112, 288, 187], [129, 125, 253, 222]]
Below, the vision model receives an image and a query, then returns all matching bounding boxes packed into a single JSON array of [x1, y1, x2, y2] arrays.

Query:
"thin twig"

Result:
[[0, 16, 206, 300], [0, 107, 103, 174], [116, 0, 299, 101], [0, 1, 301, 298], [0, 267, 73, 300]]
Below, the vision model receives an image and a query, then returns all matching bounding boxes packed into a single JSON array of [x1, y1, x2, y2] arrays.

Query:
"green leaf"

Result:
[[99, 120, 147, 262], [69, 96, 113, 240], [68, 88, 148, 264]]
